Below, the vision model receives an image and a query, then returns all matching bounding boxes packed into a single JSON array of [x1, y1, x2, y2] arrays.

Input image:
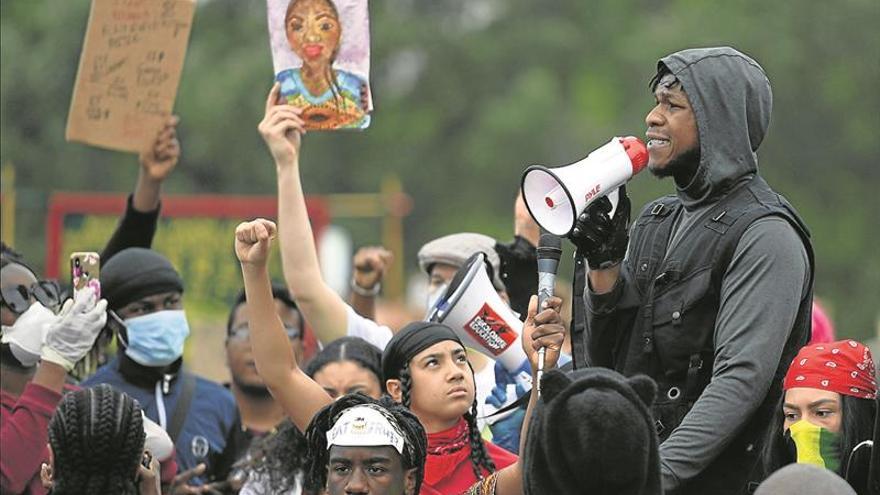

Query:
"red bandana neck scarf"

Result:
[[424, 418, 473, 485], [784, 340, 877, 399]]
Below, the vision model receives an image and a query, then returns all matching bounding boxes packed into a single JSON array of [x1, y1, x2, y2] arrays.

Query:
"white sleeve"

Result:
[[344, 304, 393, 350]]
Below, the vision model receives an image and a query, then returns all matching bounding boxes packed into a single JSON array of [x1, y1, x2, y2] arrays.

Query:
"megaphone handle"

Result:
[[607, 187, 620, 219]]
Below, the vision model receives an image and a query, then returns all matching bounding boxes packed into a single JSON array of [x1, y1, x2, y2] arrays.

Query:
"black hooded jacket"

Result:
[[577, 47, 814, 494]]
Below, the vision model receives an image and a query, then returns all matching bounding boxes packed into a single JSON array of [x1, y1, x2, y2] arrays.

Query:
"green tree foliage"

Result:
[[2, 0, 878, 338]]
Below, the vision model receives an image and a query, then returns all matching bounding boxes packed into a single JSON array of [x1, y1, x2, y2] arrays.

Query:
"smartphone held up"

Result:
[[70, 252, 100, 298]]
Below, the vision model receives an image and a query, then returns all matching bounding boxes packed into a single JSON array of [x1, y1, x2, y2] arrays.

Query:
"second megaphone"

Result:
[[427, 252, 530, 378], [521, 136, 648, 236]]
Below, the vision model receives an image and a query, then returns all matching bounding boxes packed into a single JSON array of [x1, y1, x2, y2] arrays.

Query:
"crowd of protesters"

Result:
[[1, 45, 878, 495]]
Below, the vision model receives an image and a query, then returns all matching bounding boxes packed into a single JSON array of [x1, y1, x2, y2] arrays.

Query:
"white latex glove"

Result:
[[1, 302, 57, 367], [41, 287, 108, 371]]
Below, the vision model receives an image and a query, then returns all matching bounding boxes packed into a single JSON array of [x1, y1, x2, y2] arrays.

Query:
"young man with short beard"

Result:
[[569, 47, 814, 494]]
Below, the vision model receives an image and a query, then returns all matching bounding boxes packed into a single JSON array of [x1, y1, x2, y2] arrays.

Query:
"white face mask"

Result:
[[425, 283, 448, 315], [1, 302, 56, 367]]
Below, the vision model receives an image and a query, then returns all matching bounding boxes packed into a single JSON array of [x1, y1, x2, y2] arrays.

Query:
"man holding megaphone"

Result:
[[525, 47, 815, 495]]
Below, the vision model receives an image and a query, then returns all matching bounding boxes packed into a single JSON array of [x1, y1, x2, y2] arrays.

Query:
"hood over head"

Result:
[[658, 46, 772, 209]]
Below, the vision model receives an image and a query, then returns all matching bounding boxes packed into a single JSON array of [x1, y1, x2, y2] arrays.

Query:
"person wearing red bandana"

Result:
[[761, 340, 877, 493]]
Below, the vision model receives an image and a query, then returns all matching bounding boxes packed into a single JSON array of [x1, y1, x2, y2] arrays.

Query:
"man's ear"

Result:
[[404, 467, 418, 495], [386, 379, 402, 403]]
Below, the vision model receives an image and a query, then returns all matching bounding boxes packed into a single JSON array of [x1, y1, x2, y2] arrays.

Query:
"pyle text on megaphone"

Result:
[[521, 136, 648, 236]]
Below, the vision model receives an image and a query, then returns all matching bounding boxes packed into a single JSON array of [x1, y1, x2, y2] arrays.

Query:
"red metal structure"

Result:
[[44, 192, 329, 278]]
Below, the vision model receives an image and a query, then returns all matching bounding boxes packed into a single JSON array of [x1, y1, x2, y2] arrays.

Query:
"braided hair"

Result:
[[243, 419, 309, 494], [47, 384, 145, 495], [398, 362, 496, 481], [304, 394, 427, 494]]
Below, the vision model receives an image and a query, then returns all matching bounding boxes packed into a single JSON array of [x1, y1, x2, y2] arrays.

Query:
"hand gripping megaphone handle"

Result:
[[535, 233, 562, 394]]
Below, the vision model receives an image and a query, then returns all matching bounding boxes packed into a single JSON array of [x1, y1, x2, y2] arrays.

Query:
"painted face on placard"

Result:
[[285, 0, 341, 68]]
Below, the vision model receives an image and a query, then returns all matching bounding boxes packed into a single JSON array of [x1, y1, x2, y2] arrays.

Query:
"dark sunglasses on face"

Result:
[[229, 324, 302, 342], [0, 280, 62, 314]]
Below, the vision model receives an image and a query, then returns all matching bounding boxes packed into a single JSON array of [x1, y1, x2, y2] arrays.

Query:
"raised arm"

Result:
[[235, 218, 332, 432], [349, 246, 393, 319], [257, 83, 350, 343], [1, 288, 106, 494], [101, 116, 180, 262]]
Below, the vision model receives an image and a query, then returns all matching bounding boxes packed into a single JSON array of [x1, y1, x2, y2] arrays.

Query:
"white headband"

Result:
[[326, 405, 405, 454]]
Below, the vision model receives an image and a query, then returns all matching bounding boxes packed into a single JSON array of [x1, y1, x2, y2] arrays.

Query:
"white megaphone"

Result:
[[521, 136, 648, 236], [427, 253, 529, 378]]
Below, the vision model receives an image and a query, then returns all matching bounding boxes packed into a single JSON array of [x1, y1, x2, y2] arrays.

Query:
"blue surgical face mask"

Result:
[[123, 310, 190, 367]]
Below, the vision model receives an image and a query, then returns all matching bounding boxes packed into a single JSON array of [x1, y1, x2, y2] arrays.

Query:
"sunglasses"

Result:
[[228, 324, 301, 342], [0, 280, 62, 314]]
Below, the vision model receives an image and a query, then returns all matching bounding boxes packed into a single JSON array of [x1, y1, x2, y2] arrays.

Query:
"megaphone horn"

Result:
[[521, 136, 648, 236], [428, 253, 529, 374]]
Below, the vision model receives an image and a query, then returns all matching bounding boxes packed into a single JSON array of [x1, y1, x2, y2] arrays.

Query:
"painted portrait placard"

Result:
[[266, 0, 371, 131]]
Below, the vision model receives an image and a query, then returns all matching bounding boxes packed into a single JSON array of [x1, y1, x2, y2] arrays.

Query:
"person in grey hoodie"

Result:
[[567, 46, 815, 494]]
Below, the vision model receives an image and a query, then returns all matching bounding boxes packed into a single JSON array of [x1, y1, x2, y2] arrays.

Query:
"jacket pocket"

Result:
[[650, 267, 717, 375]]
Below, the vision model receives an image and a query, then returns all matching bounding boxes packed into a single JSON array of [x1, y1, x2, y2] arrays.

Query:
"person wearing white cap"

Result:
[[303, 395, 427, 495]]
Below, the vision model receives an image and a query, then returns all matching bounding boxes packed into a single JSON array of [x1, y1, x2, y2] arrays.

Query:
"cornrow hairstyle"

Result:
[[397, 362, 495, 481], [305, 336, 383, 383], [304, 394, 427, 494], [47, 384, 145, 495]]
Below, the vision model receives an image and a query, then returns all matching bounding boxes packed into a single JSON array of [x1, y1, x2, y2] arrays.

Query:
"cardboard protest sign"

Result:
[[66, 0, 195, 153], [267, 0, 372, 131]]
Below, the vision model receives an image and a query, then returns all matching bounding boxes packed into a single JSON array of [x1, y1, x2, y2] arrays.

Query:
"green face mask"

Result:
[[785, 420, 841, 472]]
